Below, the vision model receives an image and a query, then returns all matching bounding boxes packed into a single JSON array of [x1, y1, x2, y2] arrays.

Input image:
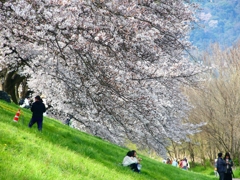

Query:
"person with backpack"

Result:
[[217, 152, 227, 180], [224, 152, 233, 180]]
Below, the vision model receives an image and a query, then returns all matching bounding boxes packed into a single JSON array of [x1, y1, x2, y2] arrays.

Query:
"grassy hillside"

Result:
[[0, 100, 217, 180]]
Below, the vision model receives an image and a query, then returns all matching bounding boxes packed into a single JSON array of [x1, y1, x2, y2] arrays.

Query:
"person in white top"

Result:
[[122, 150, 142, 173], [122, 151, 137, 166]]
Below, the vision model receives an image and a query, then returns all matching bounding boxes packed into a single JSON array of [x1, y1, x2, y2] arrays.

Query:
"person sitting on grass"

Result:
[[122, 150, 141, 173], [172, 158, 178, 167]]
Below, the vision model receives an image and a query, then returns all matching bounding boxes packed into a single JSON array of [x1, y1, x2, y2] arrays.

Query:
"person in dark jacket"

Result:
[[28, 95, 46, 131], [217, 152, 227, 180], [224, 152, 233, 180]]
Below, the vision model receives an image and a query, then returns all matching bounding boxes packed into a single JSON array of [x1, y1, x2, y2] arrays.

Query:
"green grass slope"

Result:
[[0, 100, 217, 180]]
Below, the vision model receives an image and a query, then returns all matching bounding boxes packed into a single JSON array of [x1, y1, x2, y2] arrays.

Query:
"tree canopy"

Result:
[[0, 0, 205, 155]]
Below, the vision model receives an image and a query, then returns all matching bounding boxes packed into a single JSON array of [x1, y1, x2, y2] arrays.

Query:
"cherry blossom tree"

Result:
[[0, 0, 205, 155], [0, 35, 29, 103]]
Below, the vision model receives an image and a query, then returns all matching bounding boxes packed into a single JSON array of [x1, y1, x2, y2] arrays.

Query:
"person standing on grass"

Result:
[[223, 152, 233, 180], [217, 152, 227, 180], [28, 95, 46, 131]]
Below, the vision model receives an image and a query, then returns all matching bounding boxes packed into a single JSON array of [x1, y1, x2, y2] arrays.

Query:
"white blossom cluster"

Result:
[[0, 0, 205, 155]]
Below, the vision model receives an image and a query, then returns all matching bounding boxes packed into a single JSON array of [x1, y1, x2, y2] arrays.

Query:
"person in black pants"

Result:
[[224, 152, 233, 180], [28, 95, 46, 131], [217, 152, 227, 180]]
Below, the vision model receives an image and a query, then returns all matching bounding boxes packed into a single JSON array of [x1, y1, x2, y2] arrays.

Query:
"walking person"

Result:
[[224, 152, 233, 180], [217, 152, 227, 180], [28, 95, 46, 131]]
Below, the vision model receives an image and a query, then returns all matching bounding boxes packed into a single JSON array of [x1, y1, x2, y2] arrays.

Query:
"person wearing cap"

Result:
[[28, 95, 46, 131]]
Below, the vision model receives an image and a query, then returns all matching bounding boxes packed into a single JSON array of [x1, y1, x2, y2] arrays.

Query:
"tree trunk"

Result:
[[3, 71, 25, 104]]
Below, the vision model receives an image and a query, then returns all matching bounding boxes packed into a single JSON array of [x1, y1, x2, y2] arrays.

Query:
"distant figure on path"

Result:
[[28, 95, 46, 131], [217, 152, 227, 180], [64, 115, 73, 126], [64, 117, 71, 126]]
